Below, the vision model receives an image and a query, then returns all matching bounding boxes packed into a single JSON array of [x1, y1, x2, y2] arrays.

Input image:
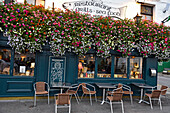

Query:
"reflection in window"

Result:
[[97, 57, 111, 78], [78, 54, 95, 78], [114, 57, 127, 78], [130, 57, 143, 79], [14, 51, 35, 76], [0, 49, 11, 75]]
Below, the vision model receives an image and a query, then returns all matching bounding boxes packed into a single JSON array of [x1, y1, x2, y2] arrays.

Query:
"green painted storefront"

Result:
[[0, 32, 158, 97]]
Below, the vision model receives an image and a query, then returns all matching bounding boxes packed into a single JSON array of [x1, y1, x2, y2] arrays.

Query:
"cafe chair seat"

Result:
[[83, 90, 96, 95], [36, 91, 48, 95]]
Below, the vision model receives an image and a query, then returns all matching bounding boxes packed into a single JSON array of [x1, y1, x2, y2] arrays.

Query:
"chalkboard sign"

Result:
[[48, 56, 66, 87]]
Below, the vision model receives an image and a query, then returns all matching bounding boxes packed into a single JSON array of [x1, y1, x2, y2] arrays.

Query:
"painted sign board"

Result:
[[48, 56, 66, 87], [46, 0, 127, 19]]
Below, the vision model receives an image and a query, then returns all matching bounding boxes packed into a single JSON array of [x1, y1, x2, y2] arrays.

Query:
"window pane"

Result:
[[14, 51, 35, 76], [97, 57, 111, 78], [130, 57, 143, 79], [141, 14, 152, 21], [78, 54, 95, 78], [114, 57, 127, 78], [0, 49, 11, 75]]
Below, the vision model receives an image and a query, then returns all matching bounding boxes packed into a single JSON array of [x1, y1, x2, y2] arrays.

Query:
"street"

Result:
[[158, 75, 170, 87], [158, 74, 170, 94]]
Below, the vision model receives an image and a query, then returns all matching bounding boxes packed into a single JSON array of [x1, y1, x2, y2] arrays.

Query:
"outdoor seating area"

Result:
[[33, 82, 169, 113]]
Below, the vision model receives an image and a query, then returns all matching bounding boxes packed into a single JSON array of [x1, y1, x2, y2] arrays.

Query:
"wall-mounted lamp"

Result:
[[134, 13, 142, 25]]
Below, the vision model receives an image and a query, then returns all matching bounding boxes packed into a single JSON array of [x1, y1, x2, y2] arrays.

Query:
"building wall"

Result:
[[0, 0, 162, 97], [44, 0, 170, 26]]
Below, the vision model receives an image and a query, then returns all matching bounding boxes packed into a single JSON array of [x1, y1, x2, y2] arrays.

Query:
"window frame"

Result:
[[0, 47, 36, 77], [140, 4, 154, 21], [78, 54, 145, 80]]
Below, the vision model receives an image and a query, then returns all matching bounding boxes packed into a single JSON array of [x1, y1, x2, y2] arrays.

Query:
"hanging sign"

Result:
[[62, 0, 127, 19]]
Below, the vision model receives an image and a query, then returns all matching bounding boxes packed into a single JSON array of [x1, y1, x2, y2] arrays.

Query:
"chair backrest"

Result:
[[151, 90, 161, 98], [160, 85, 168, 95], [75, 84, 81, 93], [57, 93, 70, 105], [36, 82, 46, 92], [117, 83, 123, 92], [111, 92, 123, 101], [81, 83, 88, 93]]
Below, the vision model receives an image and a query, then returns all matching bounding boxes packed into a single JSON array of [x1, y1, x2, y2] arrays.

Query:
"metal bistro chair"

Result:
[[66, 84, 81, 104], [160, 85, 168, 102], [55, 93, 71, 113], [81, 83, 97, 106], [33, 82, 50, 106], [107, 83, 133, 105], [107, 91, 124, 113], [145, 90, 162, 110]]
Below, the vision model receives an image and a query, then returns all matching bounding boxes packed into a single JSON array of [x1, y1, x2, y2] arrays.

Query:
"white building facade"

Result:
[[1, 0, 169, 25]]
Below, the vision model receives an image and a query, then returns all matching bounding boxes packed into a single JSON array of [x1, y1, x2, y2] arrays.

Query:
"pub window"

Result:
[[141, 5, 153, 21], [97, 57, 111, 78], [114, 57, 127, 78], [0, 49, 11, 75], [13, 50, 35, 76], [130, 57, 143, 79], [78, 54, 95, 78]]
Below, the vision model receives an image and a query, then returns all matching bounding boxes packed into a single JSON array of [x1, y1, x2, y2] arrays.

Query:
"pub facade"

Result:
[[0, 0, 169, 97]]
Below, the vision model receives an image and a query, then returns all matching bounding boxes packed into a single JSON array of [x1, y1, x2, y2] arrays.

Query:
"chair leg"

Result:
[[34, 94, 36, 107], [95, 94, 97, 102], [76, 93, 81, 101], [130, 94, 133, 105], [110, 100, 113, 113], [81, 93, 84, 101], [55, 105, 57, 113], [90, 94, 92, 106], [121, 100, 124, 113], [74, 94, 79, 104], [159, 98, 162, 110], [69, 103, 71, 113], [149, 97, 153, 109], [48, 93, 49, 104]]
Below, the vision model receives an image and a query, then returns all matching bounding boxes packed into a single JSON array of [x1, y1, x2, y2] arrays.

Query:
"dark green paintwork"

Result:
[[0, 32, 158, 97]]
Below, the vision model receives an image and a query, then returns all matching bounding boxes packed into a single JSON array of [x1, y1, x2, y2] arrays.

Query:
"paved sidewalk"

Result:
[[0, 97, 169, 113]]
